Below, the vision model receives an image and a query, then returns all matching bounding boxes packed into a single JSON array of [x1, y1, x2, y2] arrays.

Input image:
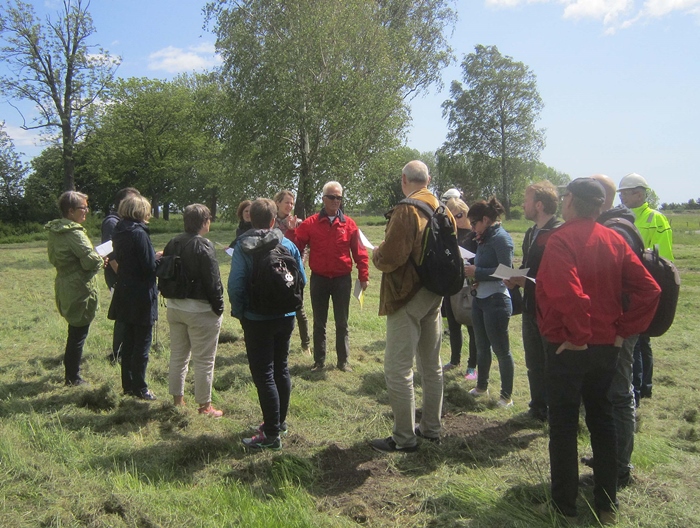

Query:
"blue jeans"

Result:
[[472, 293, 514, 399], [522, 311, 548, 418], [242, 316, 295, 438], [609, 335, 637, 484], [633, 334, 653, 404], [546, 343, 619, 517]]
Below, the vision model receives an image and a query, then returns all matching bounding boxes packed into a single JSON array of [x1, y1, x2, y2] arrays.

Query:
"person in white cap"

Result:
[[440, 188, 461, 203], [617, 173, 673, 406]]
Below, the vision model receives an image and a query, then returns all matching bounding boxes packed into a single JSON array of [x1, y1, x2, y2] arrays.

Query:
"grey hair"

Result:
[[322, 181, 343, 195], [402, 160, 430, 184]]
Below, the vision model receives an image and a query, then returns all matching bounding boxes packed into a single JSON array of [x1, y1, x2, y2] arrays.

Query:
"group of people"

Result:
[[46, 163, 673, 524]]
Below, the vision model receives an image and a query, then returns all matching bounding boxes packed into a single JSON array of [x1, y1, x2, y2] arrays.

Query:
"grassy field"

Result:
[[0, 219, 698, 527]]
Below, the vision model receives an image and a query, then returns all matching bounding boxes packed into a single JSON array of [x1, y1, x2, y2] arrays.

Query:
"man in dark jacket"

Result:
[[505, 181, 561, 422], [101, 187, 140, 363]]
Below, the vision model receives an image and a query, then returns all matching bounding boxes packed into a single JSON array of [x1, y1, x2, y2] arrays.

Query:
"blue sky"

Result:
[[2, 0, 699, 204]]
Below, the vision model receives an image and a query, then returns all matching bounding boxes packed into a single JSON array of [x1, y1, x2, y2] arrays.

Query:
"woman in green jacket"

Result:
[[46, 191, 104, 386]]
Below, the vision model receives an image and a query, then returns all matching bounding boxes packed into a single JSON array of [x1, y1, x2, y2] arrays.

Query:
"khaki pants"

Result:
[[167, 307, 222, 405], [384, 287, 444, 448]]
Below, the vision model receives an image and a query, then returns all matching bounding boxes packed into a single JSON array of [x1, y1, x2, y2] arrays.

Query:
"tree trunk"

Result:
[[297, 127, 314, 219], [151, 194, 160, 219], [163, 202, 170, 221], [62, 124, 75, 191], [208, 187, 218, 221]]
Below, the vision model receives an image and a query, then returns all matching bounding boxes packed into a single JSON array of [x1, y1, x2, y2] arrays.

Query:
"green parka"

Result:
[[46, 219, 104, 327]]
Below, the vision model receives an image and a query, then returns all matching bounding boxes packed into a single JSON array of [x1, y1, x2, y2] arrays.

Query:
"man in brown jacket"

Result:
[[370, 160, 449, 452]]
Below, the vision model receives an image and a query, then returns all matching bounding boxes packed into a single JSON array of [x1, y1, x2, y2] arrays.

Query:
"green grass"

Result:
[[0, 220, 698, 527]]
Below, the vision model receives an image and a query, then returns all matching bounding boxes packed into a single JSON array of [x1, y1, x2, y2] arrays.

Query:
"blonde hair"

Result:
[[118, 194, 152, 222], [445, 197, 469, 217]]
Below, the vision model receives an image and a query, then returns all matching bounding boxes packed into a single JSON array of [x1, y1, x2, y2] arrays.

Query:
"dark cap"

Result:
[[560, 177, 606, 206]]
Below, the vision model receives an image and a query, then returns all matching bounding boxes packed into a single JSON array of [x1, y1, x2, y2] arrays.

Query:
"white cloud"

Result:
[[148, 43, 222, 73], [3, 124, 41, 148], [485, 0, 700, 30]]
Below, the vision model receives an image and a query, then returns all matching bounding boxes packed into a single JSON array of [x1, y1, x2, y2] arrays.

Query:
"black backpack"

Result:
[[604, 217, 680, 337], [157, 237, 196, 299], [248, 243, 304, 316], [398, 198, 464, 297]]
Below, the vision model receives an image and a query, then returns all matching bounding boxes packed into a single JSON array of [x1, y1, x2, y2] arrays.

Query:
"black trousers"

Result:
[[65, 324, 90, 383], [120, 323, 153, 395], [547, 342, 619, 517], [309, 273, 351, 366], [242, 316, 295, 438]]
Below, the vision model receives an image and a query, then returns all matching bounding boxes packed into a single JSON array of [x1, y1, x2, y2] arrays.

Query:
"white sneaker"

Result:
[[497, 397, 514, 408], [469, 387, 489, 397]]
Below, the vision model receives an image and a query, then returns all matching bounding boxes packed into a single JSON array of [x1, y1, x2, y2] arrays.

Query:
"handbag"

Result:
[[509, 285, 523, 316], [450, 281, 474, 326]]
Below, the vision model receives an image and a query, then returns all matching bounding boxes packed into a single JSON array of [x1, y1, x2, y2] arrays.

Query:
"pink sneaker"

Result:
[[464, 368, 477, 381]]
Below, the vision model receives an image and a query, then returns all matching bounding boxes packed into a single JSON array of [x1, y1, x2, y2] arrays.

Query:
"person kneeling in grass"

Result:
[[228, 198, 306, 450]]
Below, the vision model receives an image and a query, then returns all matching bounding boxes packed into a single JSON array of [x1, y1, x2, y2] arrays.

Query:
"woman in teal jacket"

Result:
[[46, 191, 104, 386]]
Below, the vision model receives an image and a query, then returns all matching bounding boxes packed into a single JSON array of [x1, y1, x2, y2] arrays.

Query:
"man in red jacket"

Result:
[[536, 177, 660, 524], [295, 181, 369, 372]]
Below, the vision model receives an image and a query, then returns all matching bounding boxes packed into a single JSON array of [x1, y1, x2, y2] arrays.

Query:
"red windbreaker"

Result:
[[536, 217, 660, 346], [295, 210, 369, 281]]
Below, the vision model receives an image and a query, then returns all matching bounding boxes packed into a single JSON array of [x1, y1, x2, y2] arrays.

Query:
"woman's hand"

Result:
[[464, 264, 476, 278]]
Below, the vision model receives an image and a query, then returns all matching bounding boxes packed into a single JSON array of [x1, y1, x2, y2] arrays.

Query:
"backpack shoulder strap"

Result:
[[399, 197, 437, 219]]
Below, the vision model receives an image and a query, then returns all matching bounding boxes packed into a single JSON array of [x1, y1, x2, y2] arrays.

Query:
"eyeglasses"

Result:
[[75, 206, 89, 211], [324, 195, 343, 201], [454, 213, 464, 219]]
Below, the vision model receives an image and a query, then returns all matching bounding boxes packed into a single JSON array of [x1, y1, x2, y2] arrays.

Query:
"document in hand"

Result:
[[359, 229, 374, 250], [490, 264, 535, 283], [95, 240, 112, 257]]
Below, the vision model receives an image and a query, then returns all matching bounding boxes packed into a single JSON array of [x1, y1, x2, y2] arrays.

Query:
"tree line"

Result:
[[2, 0, 568, 225]]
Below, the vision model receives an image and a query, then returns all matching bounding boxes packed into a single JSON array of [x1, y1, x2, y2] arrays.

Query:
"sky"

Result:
[[2, 0, 699, 205]]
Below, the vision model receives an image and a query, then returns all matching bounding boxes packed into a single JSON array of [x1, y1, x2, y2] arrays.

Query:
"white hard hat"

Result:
[[618, 173, 649, 192], [441, 188, 461, 202]]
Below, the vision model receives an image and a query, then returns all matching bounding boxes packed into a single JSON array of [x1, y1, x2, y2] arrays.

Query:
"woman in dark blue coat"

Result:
[[108, 194, 159, 400]]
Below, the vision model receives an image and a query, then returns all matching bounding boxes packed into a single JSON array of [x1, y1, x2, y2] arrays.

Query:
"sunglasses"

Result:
[[324, 195, 343, 201]]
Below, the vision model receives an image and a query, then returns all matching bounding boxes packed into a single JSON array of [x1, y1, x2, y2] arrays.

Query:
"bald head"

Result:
[[590, 174, 616, 211]]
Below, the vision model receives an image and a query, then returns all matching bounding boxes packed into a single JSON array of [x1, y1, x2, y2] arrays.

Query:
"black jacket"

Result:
[[521, 215, 563, 314], [101, 211, 120, 289], [108, 219, 159, 326], [161, 232, 225, 316]]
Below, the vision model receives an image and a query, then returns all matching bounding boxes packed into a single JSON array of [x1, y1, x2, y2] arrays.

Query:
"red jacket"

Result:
[[295, 209, 369, 281], [536, 217, 660, 346]]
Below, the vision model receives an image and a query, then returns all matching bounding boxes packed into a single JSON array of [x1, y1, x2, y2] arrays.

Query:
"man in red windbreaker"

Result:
[[536, 177, 660, 525], [295, 181, 369, 373]]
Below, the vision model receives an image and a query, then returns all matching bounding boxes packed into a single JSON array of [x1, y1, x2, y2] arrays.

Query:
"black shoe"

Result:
[[107, 352, 120, 364], [528, 408, 548, 422], [414, 426, 440, 443], [370, 436, 418, 453], [135, 389, 157, 401], [65, 378, 88, 387], [617, 472, 633, 489], [581, 456, 594, 469], [310, 362, 325, 372]]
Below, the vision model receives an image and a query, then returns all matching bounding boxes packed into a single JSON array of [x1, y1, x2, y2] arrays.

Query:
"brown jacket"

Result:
[[373, 188, 452, 315]]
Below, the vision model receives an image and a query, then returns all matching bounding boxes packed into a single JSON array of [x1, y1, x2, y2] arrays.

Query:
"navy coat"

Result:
[[108, 219, 158, 326]]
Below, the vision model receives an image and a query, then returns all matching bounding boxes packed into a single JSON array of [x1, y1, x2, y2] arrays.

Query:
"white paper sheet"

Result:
[[359, 229, 374, 250], [459, 246, 476, 260], [95, 240, 112, 257], [490, 263, 535, 283], [353, 278, 365, 308]]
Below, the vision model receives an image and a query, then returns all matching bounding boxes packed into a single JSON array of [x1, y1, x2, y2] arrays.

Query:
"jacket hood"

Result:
[[598, 205, 635, 225], [45, 218, 84, 234], [114, 218, 149, 236], [239, 228, 283, 254]]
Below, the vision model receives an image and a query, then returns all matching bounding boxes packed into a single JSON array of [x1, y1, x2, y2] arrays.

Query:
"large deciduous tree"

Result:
[[0, 0, 119, 192], [206, 0, 454, 217], [442, 45, 545, 218]]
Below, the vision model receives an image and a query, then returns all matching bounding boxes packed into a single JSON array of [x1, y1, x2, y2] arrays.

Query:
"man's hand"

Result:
[[360, 280, 369, 291], [556, 341, 588, 355]]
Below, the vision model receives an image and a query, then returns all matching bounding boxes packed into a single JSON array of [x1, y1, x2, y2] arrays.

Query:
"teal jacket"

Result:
[[630, 202, 674, 261], [46, 219, 104, 326]]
